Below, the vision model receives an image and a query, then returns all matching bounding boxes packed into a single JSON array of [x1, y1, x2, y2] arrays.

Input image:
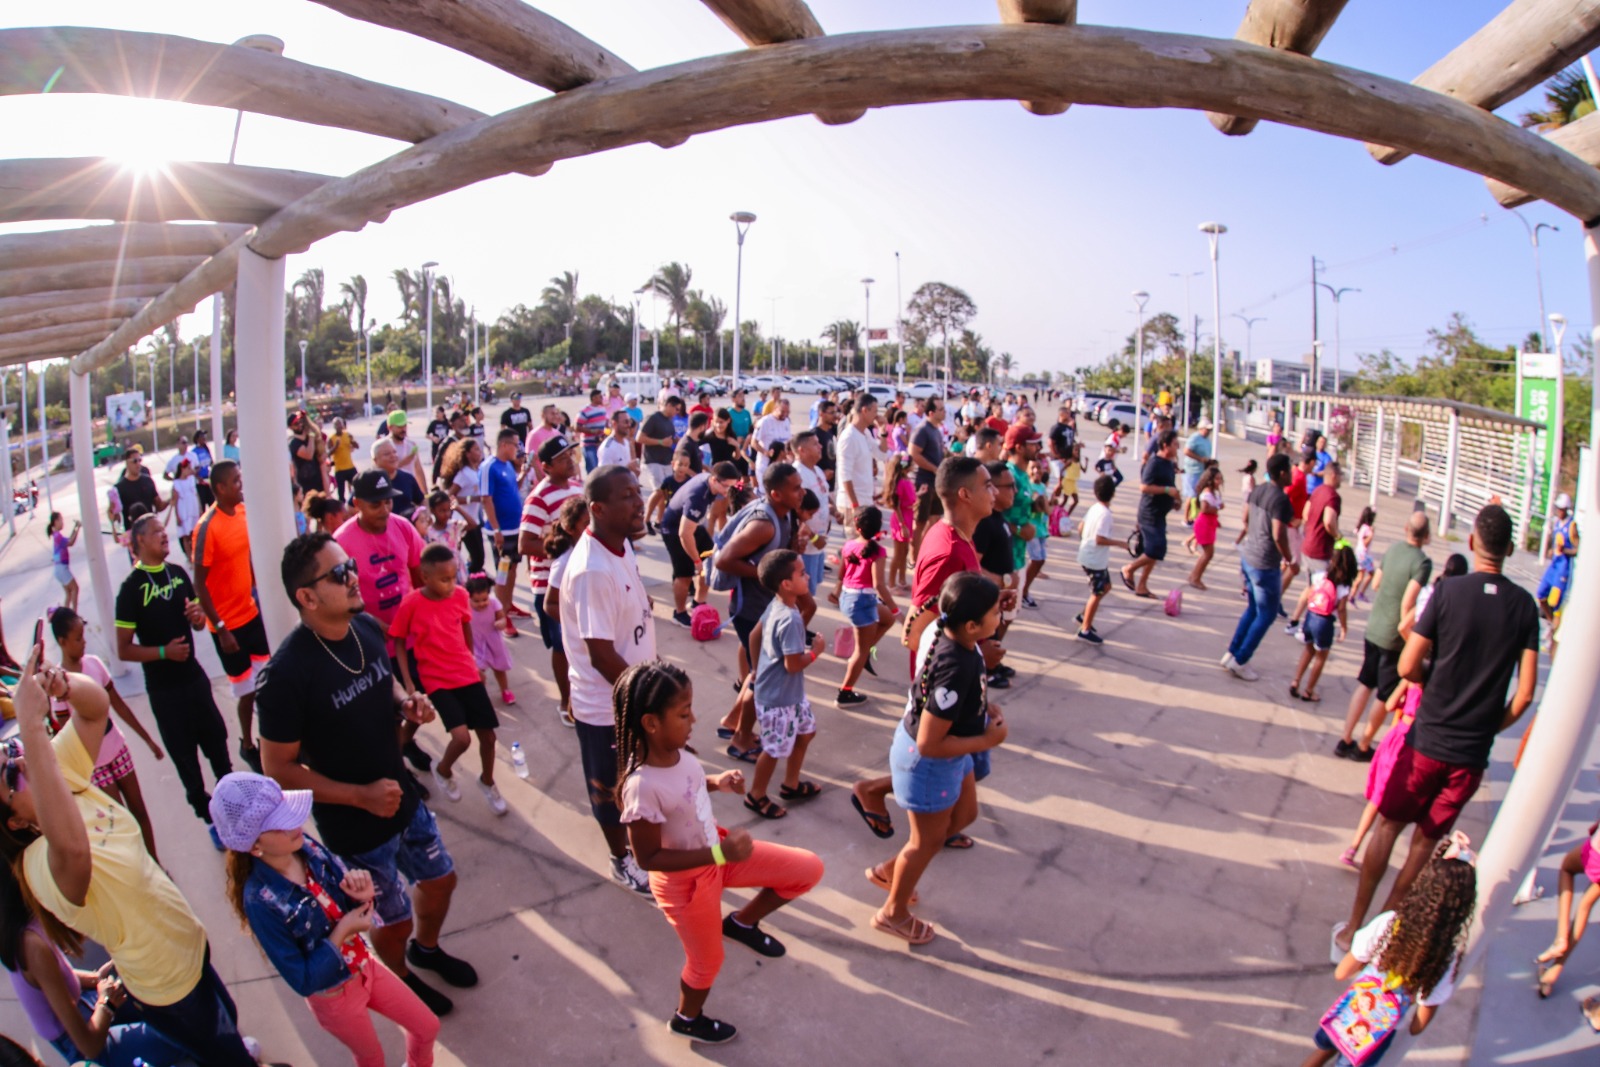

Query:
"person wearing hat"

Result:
[[213, 772, 440, 1062], [1538, 491, 1580, 627], [424, 406, 450, 463], [499, 390, 532, 445], [113, 445, 166, 526], [385, 410, 429, 489], [519, 434, 585, 650], [288, 411, 327, 495], [1182, 419, 1214, 503], [727, 387, 754, 453], [369, 436, 424, 520], [429, 410, 470, 487]]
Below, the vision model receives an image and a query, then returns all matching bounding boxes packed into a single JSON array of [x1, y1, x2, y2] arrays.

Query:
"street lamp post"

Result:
[[1511, 211, 1560, 416], [1231, 314, 1266, 369], [1171, 269, 1203, 428], [769, 296, 781, 373], [421, 261, 438, 411], [730, 211, 756, 390], [1314, 284, 1359, 393], [632, 287, 646, 377], [1200, 222, 1228, 458], [895, 251, 905, 392], [862, 277, 875, 388], [1544, 312, 1568, 558], [1131, 291, 1149, 439], [363, 316, 373, 418], [297, 339, 308, 404], [147, 350, 158, 453]]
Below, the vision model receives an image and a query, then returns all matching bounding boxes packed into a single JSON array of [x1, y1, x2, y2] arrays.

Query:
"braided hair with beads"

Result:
[[613, 660, 694, 793]]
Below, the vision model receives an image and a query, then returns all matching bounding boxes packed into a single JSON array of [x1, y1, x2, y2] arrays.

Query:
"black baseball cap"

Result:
[[537, 433, 578, 465], [351, 470, 405, 503]]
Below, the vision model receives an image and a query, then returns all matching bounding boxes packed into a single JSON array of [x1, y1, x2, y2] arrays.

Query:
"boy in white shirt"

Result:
[[1075, 474, 1120, 645]]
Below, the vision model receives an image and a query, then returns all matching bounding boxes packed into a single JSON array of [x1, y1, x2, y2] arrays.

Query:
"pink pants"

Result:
[[649, 839, 824, 989], [305, 959, 440, 1067]]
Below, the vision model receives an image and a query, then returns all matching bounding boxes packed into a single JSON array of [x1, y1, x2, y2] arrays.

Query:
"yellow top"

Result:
[[329, 431, 357, 471], [23, 720, 206, 1007]]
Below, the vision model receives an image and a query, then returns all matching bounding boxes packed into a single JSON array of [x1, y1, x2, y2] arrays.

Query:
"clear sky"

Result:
[[1, 0, 1591, 379]]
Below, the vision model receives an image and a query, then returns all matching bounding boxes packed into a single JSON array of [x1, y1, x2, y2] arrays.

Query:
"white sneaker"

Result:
[[1220, 651, 1238, 671], [242, 1035, 263, 1063], [478, 779, 508, 816], [610, 851, 653, 899], [1229, 660, 1261, 682], [432, 765, 462, 802]]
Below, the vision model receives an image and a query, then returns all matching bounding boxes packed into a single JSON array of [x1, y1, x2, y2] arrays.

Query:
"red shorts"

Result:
[[1376, 743, 1482, 840]]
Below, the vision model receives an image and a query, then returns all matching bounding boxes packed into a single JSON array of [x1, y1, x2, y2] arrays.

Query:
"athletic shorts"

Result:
[[645, 462, 673, 493], [1285, 525, 1304, 566], [491, 538, 521, 580], [213, 614, 271, 697], [1376, 743, 1482, 839], [1357, 639, 1402, 701], [1138, 522, 1168, 562], [663, 525, 713, 581], [574, 720, 621, 825], [755, 700, 816, 759], [733, 614, 759, 661], [1026, 536, 1047, 563], [1083, 567, 1110, 597], [430, 683, 500, 733], [344, 802, 455, 925]]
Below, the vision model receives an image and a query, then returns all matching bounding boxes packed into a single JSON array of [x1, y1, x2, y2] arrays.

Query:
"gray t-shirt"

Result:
[[910, 420, 945, 488], [1367, 542, 1433, 650], [1241, 481, 1293, 570], [754, 600, 807, 708]]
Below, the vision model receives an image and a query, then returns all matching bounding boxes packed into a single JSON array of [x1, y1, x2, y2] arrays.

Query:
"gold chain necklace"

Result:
[[312, 625, 366, 675]]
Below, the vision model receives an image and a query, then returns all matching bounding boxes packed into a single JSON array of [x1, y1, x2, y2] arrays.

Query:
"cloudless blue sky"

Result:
[[0, 0, 1589, 378]]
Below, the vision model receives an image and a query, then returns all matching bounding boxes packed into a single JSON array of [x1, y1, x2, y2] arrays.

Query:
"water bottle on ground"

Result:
[[511, 742, 529, 779]]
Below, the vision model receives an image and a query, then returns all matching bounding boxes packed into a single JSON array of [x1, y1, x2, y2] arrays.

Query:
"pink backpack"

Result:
[[1163, 587, 1183, 617], [1307, 577, 1340, 617], [832, 625, 856, 659], [1049, 505, 1070, 538], [690, 603, 723, 641]]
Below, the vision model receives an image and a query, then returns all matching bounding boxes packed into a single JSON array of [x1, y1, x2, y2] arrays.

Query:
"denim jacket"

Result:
[[242, 835, 361, 997]]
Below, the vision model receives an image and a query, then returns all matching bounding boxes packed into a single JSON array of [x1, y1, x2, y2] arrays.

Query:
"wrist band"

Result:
[[158, 645, 166, 660], [710, 842, 726, 866]]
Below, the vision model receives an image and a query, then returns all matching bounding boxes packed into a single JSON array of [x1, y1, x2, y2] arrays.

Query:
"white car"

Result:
[[786, 376, 830, 394], [906, 381, 947, 400], [1098, 401, 1139, 428], [860, 383, 896, 406]]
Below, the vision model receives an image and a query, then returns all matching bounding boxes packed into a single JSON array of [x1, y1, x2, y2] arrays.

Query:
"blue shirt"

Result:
[[625, 405, 644, 425], [483, 458, 522, 533], [1308, 449, 1332, 493]]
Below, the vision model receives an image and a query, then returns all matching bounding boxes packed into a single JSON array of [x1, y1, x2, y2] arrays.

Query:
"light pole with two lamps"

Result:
[[862, 277, 875, 387], [1200, 222, 1228, 458], [297, 339, 308, 404], [730, 212, 756, 390], [1511, 210, 1559, 415], [1314, 284, 1359, 393], [1131, 290, 1149, 439], [421, 261, 439, 411], [1171, 269, 1204, 427]]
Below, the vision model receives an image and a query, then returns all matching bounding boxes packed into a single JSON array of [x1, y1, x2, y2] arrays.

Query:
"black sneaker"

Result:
[[837, 688, 868, 706], [722, 913, 786, 957], [402, 739, 433, 773], [402, 971, 453, 1017], [985, 672, 1011, 689], [672, 610, 693, 628], [1076, 629, 1103, 644], [238, 742, 263, 774], [1075, 611, 1084, 624], [669, 1013, 738, 1045], [1333, 739, 1356, 759], [406, 940, 479, 987], [1349, 746, 1376, 764], [995, 664, 1016, 678], [1021, 594, 1038, 608]]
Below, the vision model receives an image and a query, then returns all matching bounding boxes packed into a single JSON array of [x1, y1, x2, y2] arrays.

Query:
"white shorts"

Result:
[[755, 699, 816, 759], [1285, 525, 1304, 566], [644, 462, 673, 493]]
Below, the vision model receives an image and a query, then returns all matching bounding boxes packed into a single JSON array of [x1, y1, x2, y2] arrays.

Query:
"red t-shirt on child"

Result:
[[387, 587, 479, 692]]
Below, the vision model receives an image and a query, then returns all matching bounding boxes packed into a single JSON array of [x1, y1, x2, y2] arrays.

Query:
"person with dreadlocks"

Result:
[[614, 660, 823, 1045], [1303, 834, 1477, 1067], [829, 505, 899, 707]]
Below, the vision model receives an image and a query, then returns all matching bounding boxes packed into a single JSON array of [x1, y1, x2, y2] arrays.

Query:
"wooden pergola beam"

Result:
[[0, 256, 204, 301], [0, 323, 123, 361], [309, 0, 633, 92], [696, 1, 863, 126], [996, 0, 1078, 116], [1209, 0, 1350, 135], [0, 27, 490, 145], [0, 351, 81, 369], [0, 223, 246, 271], [0, 158, 332, 226], [0, 299, 153, 336], [1487, 112, 1600, 208], [0, 286, 169, 320], [1369, 0, 1600, 165]]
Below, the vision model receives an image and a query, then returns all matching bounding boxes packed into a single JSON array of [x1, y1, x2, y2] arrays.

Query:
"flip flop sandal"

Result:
[[1289, 684, 1301, 699], [1300, 691, 1322, 704], [725, 744, 759, 764], [850, 794, 895, 839], [743, 794, 787, 819], [864, 865, 919, 904], [778, 781, 822, 801], [1119, 571, 1137, 592], [1339, 847, 1358, 868], [716, 727, 734, 739], [1134, 590, 1158, 599], [871, 910, 935, 945], [943, 834, 975, 850]]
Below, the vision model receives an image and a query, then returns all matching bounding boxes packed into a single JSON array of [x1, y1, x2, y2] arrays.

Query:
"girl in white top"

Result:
[[168, 459, 201, 560]]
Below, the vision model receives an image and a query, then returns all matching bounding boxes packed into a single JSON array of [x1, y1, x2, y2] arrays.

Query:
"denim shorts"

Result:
[[1301, 611, 1336, 651], [1026, 536, 1047, 562], [345, 801, 456, 925], [534, 597, 562, 650], [574, 720, 621, 826], [841, 587, 880, 627], [801, 552, 826, 595], [888, 720, 973, 814]]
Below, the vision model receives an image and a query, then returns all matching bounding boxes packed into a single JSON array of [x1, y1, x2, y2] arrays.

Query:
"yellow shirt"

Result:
[[23, 720, 206, 1007], [329, 431, 357, 472]]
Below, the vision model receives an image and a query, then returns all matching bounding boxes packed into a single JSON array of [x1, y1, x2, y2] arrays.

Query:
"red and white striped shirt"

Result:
[[520, 476, 583, 593]]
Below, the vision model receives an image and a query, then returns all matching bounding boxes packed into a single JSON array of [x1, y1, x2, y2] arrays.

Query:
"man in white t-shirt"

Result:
[[557, 466, 655, 898], [792, 429, 833, 594], [596, 409, 637, 471], [835, 392, 887, 514], [753, 398, 793, 459]]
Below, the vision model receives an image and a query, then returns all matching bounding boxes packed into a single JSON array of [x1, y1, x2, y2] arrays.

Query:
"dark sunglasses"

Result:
[[300, 558, 359, 590]]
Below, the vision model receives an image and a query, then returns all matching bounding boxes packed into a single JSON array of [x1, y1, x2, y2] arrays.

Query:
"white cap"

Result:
[[1555, 492, 1573, 511], [1197, 418, 1213, 430]]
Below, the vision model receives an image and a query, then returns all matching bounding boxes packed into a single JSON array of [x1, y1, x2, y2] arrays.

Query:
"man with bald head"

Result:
[[1335, 507, 1433, 760]]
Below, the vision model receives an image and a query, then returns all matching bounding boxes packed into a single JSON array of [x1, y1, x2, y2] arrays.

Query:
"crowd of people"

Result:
[[5, 374, 1583, 1062]]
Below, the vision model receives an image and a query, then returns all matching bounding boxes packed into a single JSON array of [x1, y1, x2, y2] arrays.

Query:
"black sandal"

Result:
[[779, 781, 822, 801], [743, 794, 787, 819], [851, 794, 895, 839]]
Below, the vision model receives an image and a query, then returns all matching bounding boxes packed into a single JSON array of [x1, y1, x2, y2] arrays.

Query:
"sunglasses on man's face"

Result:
[[301, 558, 359, 590]]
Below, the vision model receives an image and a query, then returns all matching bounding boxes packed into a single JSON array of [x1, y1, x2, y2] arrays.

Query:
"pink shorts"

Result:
[[1582, 839, 1600, 883]]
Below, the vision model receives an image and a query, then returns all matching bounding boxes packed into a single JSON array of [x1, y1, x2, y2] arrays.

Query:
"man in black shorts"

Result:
[[259, 532, 478, 1017], [1122, 429, 1180, 597], [662, 462, 741, 626]]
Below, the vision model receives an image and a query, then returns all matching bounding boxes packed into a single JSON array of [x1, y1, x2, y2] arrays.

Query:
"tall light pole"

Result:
[[1131, 290, 1149, 438], [861, 278, 875, 388], [1171, 269, 1203, 427], [363, 316, 373, 418], [1544, 312, 1568, 558], [769, 296, 782, 373], [421, 261, 438, 411], [166, 341, 175, 433], [895, 251, 905, 392], [147, 350, 158, 453], [192, 337, 202, 430], [297, 339, 308, 403], [730, 211, 756, 390], [1511, 210, 1559, 416], [1231, 314, 1266, 370], [631, 286, 646, 376], [1200, 222, 1227, 457], [1314, 284, 1359, 392]]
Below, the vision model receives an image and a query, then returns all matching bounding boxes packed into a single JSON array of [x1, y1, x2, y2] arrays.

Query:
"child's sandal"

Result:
[[778, 781, 821, 801], [743, 794, 787, 819], [871, 909, 936, 945]]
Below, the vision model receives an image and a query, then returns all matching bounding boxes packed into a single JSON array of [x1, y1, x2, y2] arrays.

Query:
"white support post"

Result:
[[0, 400, 13, 541], [1518, 427, 1537, 552], [69, 371, 118, 667], [210, 297, 226, 448], [234, 248, 299, 646], [36, 366, 51, 515], [1440, 408, 1461, 535], [1369, 406, 1384, 510]]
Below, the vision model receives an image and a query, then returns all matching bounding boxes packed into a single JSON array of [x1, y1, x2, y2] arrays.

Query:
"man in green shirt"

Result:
[[1336, 509, 1432, 759], [1003, 427, 1045, 607]]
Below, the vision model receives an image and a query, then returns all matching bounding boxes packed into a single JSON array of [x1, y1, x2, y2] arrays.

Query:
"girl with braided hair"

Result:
[[1305, 834, 1477, 1066], [828, 505, 899, 707], [614, 660, 824, 1045]]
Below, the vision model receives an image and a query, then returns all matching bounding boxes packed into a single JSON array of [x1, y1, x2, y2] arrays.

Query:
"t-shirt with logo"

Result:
[[1048, 420, 1075, 462], [193, 503, 259, 631], [903, 632, 987, 739], [114, 562, 206, 691], [334, 515, 424, 632], [256, 614, 420, 855], [387, 587, 480, 693], [480, 457, 522, 535], [500, 406, 533, 435], [662, 472, 717, 531], [559, 532, 656, 727], [619, 751, 719, 853], [1301, 485, 1343, 562]]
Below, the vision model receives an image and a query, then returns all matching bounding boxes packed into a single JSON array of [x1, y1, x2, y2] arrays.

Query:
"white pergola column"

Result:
[[209, 295, 225, 449], [234, 247, 299, 646], [1439, 407, 1461, 534], [68, 370, 117, 666], [0, 403, 13, 541], [1368, 405, 1383, 510]]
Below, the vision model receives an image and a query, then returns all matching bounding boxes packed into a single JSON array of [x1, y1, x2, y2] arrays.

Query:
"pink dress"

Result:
[[1192, 489, 1221, 547], [888, 479, 915, 543], [469, 600, 512, 673], [1365, 685, 1421, 803]]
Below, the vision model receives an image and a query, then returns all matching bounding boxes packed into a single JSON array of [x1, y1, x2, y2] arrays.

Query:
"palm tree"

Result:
[[820, 321, 861, 372], [292, 268, 325, 332], [338, 274, 368, 335], [1521, 66, 1596, 131], [992, 351, 1015, 385], [648, 262, 693, 368], [540, 270, 579, 327], [392, 268, 424, 326]]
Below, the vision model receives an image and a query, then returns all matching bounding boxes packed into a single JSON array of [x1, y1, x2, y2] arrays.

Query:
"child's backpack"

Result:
[[690, 603, 723, 642], [1163, 587, 1183, 617], [1184, 495, 1200, 525], [1307, 575, 1340, 617], [832, 625, 856, 659], [1049, 504, 1071, 538], [705, 498, 784, 594], [1318, 973, 1413, 1066]]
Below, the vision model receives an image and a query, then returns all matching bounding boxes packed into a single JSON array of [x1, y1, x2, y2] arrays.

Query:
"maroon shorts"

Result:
[[1376, 743, 1482, 839]]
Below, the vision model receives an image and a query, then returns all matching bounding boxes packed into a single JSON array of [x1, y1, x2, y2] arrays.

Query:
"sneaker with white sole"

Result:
[[432, 766, 462, 802], [478, 779, 508, 816], [1229, 660, 1261, 682], [1220, 651, 1238, 671], [610, 851, 654, 899]]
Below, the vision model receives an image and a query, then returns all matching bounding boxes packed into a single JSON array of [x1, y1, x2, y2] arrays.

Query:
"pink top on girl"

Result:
[[888, 478, 915, 543], [839, 538, 883, 590]]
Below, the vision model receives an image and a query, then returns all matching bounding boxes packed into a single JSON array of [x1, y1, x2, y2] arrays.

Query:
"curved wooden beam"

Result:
[[1487, 112, 1600, 208], [1369, 0, 1600, 165], [0, 321, 131, 357], [309, 0, 633, 92], [0, 299, 152, 335], [0, 256, 204, 301], [1208, 0, 1349, 135], [997, 0, 1078, 116], [696, 0, 861, 126], [0, 27, 490, 145], [0, 223, 245, 271], [0, 158, 331, 226], [0, 286, 168, 319]]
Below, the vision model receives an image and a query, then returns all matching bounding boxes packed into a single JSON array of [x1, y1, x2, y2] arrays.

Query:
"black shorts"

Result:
[[663, 525, 713, 581], [574, 720, 621, 825], [492, 538, 521, 569], [1357, 639, 1403, 700], [1138, 522, 1168, 562], [1083, 567, 1111, 597], [430, 683, 500, 733], [733, 613, 759, 660], [212, 613, 270, 689]]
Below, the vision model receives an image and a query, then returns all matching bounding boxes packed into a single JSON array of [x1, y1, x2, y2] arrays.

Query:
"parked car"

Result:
[[860, 383, 896, 406], [906, 381, 946, 400], [1098, 401, 1139, 428], [786, 376, 831, 394], [1075, 392, 1120, 416]]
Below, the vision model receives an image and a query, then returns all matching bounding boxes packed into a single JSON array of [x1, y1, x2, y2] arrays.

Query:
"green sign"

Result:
[[1520, 352, 1559, 523]]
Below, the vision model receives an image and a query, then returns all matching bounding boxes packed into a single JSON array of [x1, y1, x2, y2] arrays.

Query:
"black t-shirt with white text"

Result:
[[904, 634, 988, 739], [500, 407, 532, 434], [1137, 455, 1177, 527], [114, 562, 206, 691], [663, 472, 717, 530], [972, 512, 1015, 576], [1048, 421, 1075, 461]]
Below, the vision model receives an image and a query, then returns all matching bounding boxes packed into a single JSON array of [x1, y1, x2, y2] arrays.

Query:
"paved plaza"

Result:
[[0, 392, 1590, 1065]]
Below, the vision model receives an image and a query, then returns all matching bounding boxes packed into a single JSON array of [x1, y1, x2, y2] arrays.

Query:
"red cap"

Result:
[[1004, 424, 1041, 449]]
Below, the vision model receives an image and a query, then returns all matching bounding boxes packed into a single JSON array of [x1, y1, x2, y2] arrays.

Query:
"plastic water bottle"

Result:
[[511, 742, 529, 780]]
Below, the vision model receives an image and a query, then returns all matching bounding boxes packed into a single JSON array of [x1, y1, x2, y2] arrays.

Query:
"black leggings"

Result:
[[148, 674, 233, 822], [462, 525, 486, 575]]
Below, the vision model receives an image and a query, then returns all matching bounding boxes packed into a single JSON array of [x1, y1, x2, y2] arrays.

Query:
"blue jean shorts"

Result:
[[1026, 536, 1047, 562], [344, 801, 456, 925], [841, 587, 879, 627], [889, 720, 973, 813], [534, 597, 562, 651], [1301, 611, 1336, 652], [801, 552, 826, 595]]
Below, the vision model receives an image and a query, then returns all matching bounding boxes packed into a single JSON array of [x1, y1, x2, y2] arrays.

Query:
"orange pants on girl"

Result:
[[649, 839, 824, 989]]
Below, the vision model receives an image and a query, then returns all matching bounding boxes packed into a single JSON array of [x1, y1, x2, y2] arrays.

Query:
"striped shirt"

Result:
[[576, 405, 609, 445], [519, 476, 583, 592]]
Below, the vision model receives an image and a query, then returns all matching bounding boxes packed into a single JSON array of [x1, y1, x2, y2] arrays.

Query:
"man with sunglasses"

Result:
[[258, 532, 477, 1018], [113, 514, 234, 848]]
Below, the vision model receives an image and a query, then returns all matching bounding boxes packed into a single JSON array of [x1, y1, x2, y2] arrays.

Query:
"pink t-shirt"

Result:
[[839, 538, 884, 591], [618, 751, 718, 854], [386, 587, 479, 692], [49, 655, 127, 769], [334, 515, 424, 629]]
